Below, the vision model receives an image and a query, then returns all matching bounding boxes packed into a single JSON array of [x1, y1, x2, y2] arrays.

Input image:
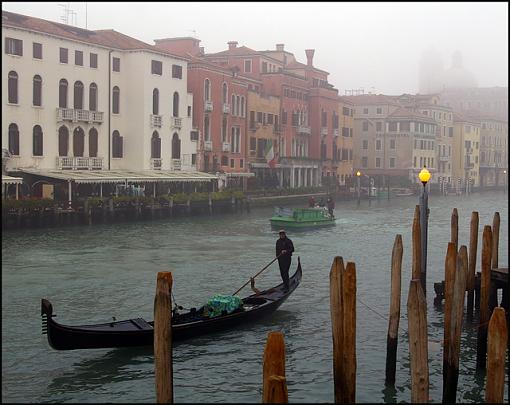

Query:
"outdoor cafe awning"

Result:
[[18, 169, 219, 184], [2, 175, 23, 185]]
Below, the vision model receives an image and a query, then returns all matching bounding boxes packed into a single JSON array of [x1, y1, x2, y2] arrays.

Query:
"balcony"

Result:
[[222, 142, 231, 152], [150, 114, 162, 128], [222, 103, 230, 114], [171, 158, 181, 171], [56, 156, 103, 170], [56, 108, 104, 124], [333, 129, 339, 137], [249, 123, 260, 131], [439, 155, 450, 162], [204, 100, 213, 112], [151, 158, 162, 170], [297, 125, 311, 135], [321, 127, 328, 136], [204, 140, 212, 151], [171, 117, 182, 129], [465, 148, 473, 155], [464, 162, 474, 170]]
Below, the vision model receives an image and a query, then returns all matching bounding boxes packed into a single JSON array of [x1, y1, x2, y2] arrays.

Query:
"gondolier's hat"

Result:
[[279, 229, 286, 234]]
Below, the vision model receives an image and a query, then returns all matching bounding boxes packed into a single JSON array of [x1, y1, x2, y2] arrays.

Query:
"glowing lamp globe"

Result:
[[356, 171, 361, 177], [418, 167, 431, 185]]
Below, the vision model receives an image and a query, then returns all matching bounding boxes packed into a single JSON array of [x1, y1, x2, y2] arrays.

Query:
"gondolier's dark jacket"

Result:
[[276, 237, 294, 259]]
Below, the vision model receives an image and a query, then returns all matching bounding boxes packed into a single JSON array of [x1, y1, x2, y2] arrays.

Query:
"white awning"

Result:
[[2, 175, 23, 185], [17, 169, 219, 184], [223, 172, 255, 178]]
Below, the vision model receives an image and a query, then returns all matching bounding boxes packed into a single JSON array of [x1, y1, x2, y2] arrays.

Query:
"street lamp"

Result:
[[418, 166, 431, 294], [356, 170, 361, 206], [504, 170, 507, 190]]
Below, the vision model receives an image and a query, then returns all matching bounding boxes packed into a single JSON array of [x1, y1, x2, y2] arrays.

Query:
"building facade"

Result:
[[451, 112, 481, 191]]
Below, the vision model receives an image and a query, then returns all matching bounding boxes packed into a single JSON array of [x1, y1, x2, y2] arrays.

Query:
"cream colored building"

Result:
[[452, 113, 480, 190], [336, 97, 354, 186], [477, 115, 508, 188], [2, 10, 196, 175]]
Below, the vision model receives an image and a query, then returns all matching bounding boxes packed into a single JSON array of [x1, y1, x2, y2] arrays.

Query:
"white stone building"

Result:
[[2, 10, 197, 175]]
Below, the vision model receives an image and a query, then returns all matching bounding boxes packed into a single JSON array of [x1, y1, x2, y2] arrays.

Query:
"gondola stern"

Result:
[[41, 299, 54, 336]]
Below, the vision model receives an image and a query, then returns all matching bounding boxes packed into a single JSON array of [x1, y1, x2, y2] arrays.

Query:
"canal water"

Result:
[[2, 191, 508, 403]]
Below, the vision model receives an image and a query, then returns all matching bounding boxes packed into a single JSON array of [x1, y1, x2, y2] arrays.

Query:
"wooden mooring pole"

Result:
[[476, 225, 492, 370], [262, 331, 287, 403], [485, 307, 507, 403], [330, 257, 356, 403], [467, 211, 479, 322], [491, 212, 500, 270], [385, 235, 403, 386], [412, 205, 421, 281], [154, 272, 173, 403], [451, 208, 458, 249], [407, 279, 429, 403], [442, 241, 457, 391]]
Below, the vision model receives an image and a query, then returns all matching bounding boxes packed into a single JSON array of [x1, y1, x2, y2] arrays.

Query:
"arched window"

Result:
[[222, 82, 228, 104], [222, 117, 227, 142], [204, 79, 211, 101], [73, 127, 85, 157], [89, 128, 98, 157], [8, 71, 18, 104], [74, 81, 84, 109], [153, 88, 159, 115], [89, 83, 98, 111], [112, 130, 123, 158], [236, 95, 240, 116], [173, 91, 179, 117], [33, 75, 42, 106], [204, 116, 210, 141], [59, 79, 68, 108], [8, 123, 20, 155], [240, 96, 245, 117], [58, 125, 69, 156], [33, 125, 43, 156], [112, 86, 120, 114], [231, 94, 236, 116], [151, 131, 161, 158], [172, 133, 181, 159]]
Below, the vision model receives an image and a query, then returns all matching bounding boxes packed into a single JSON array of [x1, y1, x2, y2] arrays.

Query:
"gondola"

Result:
[[41, 258, 302, 350]]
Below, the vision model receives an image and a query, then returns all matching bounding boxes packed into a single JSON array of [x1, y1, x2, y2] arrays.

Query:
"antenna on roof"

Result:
[[187, 29, 198, 39], [58, 2, 77, 26]]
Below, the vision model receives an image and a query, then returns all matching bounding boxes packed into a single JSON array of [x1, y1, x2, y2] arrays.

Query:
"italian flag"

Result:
[[265, 140, 276, 169]]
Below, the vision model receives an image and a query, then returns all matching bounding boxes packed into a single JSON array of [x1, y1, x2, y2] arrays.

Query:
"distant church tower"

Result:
[[439, 50, 478, 90], [418, 47, 444, 94]]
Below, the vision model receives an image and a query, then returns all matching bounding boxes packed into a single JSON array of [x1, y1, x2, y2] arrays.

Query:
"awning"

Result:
[[223, 172, 255, 178], [2, 175, 23, 185], [17, 169, 219, 184]]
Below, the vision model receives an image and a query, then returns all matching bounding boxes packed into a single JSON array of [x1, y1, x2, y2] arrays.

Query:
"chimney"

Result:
[[305, 49, 315, 67], [276, 43, 284, 52], [199, 46, 204, 55], [228, 41, 238, 50]]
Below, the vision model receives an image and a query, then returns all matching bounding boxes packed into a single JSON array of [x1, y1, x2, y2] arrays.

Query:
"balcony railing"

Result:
[[171, 158, 181, 171], [439, 155, 450, 162], [249, 123, 260, 131], [333, 129, 339, 137], [321, 127, 328, 136], [204, 140, 212, 151], [151, 114, 162, 128], [56, 156, 103, 170], [204, 100, 213, 112], [222, 103, 230, 114], [465, 148, 473, 155], [56, 108, 104, 123], [151, 158, 162, 170], [222, 142, 231, 152], [297, 125, 311, 135], [171, 117, 182, 129]]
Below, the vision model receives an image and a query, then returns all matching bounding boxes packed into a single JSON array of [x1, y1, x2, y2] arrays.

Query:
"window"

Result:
[[33, 75, 42, 106], [8, 124, 20, 155], [172, 133, 181, 159], [241, 96, 245, 117], [112, 130, 123, 158], [390, 139, 396, 149], [230, 159, 235, 168], [5, 37, 23, 56], [244, 59, 252, 73], [240, 159, 244, 168], [343, 107, 350, 116], [236, 95, 240, 116], [192, 154, 197, 165], [389, 122, 398, 131], [112, 86, 120, 114], [363, 108, 368, 114], [267, 114, 274, 125], [90, 53, 98, 68], [321, 110, 327, 127], [153, 89, 159, 115], [89, 83, 97, 111], [187, 106, 191, 117], [75, 50, 83, 66], [361, 156, 368, 168], [204, 116, 210, 140], [151, 131, 161, 158], [59, 79, 68, 108], [250, 137, 256, 151], [33, 42, 42, 59], [222, 155, 229, 166], [262, 61, 268, 73], [172, 64, 182, 79], [389, 157, 395, 168], [376, 122, 382, 132], [222, 83, 228, 104], [362, 140, 368, 149], [73, 127, 85, 157], [400, 121, 410, 131], [89, 128, 98, 157], [282, 110, 287, 124], [204, 79, 211, 101], [60, 47, 68, 63], [73, 81, 84, 109], [112, 57, 120, 72], [375, 157, 381, 168], [232, 94, 236, 116], [362, 121, 369, 131], [58, 126, 69, 156], [151, 60, 162, 75], [222, 117, 228, 142], [8, 71, 18, 103], [376, 139, 381, 150], [376, 107, 382, 114], [190, 130, 198, 141], [173, 92, 179, 117], [448, 127, 453, 137], [332, 112, 339, 129], [33, 125, 43, 156]]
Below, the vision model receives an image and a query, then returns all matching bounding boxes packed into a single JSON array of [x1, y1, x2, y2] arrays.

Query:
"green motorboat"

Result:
[[269, 207, 336, 229]]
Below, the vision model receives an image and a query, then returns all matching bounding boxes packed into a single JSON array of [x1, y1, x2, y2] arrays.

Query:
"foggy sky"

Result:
[[2, 2, 508, 95]]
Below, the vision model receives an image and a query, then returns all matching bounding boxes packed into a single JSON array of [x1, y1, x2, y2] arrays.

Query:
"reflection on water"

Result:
[[2, 191, 508, 403]]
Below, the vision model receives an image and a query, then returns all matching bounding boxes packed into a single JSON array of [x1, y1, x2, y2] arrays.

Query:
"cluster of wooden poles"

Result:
[[151, 207, 507, 403]]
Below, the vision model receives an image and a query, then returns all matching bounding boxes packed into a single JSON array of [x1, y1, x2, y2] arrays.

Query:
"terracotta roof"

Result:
[[205, 45, 258, 57], [2, 10, 187, 60], [462, 109, 507, 123], [387, 107, 436, 123], [343, 94, 400, 106], [286, 60, 307, 69]]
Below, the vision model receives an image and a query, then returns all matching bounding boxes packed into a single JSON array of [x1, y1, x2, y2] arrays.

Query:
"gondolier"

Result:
[[276, 229, 294, 292]]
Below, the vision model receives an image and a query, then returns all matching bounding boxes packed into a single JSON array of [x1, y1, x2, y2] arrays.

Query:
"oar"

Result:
[[231, 253, 283, 296]]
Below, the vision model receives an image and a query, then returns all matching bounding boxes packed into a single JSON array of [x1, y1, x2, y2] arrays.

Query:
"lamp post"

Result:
[[504, 170, 507, 191], [356, 170, 361, 206], [418, 166, 431, 294]]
